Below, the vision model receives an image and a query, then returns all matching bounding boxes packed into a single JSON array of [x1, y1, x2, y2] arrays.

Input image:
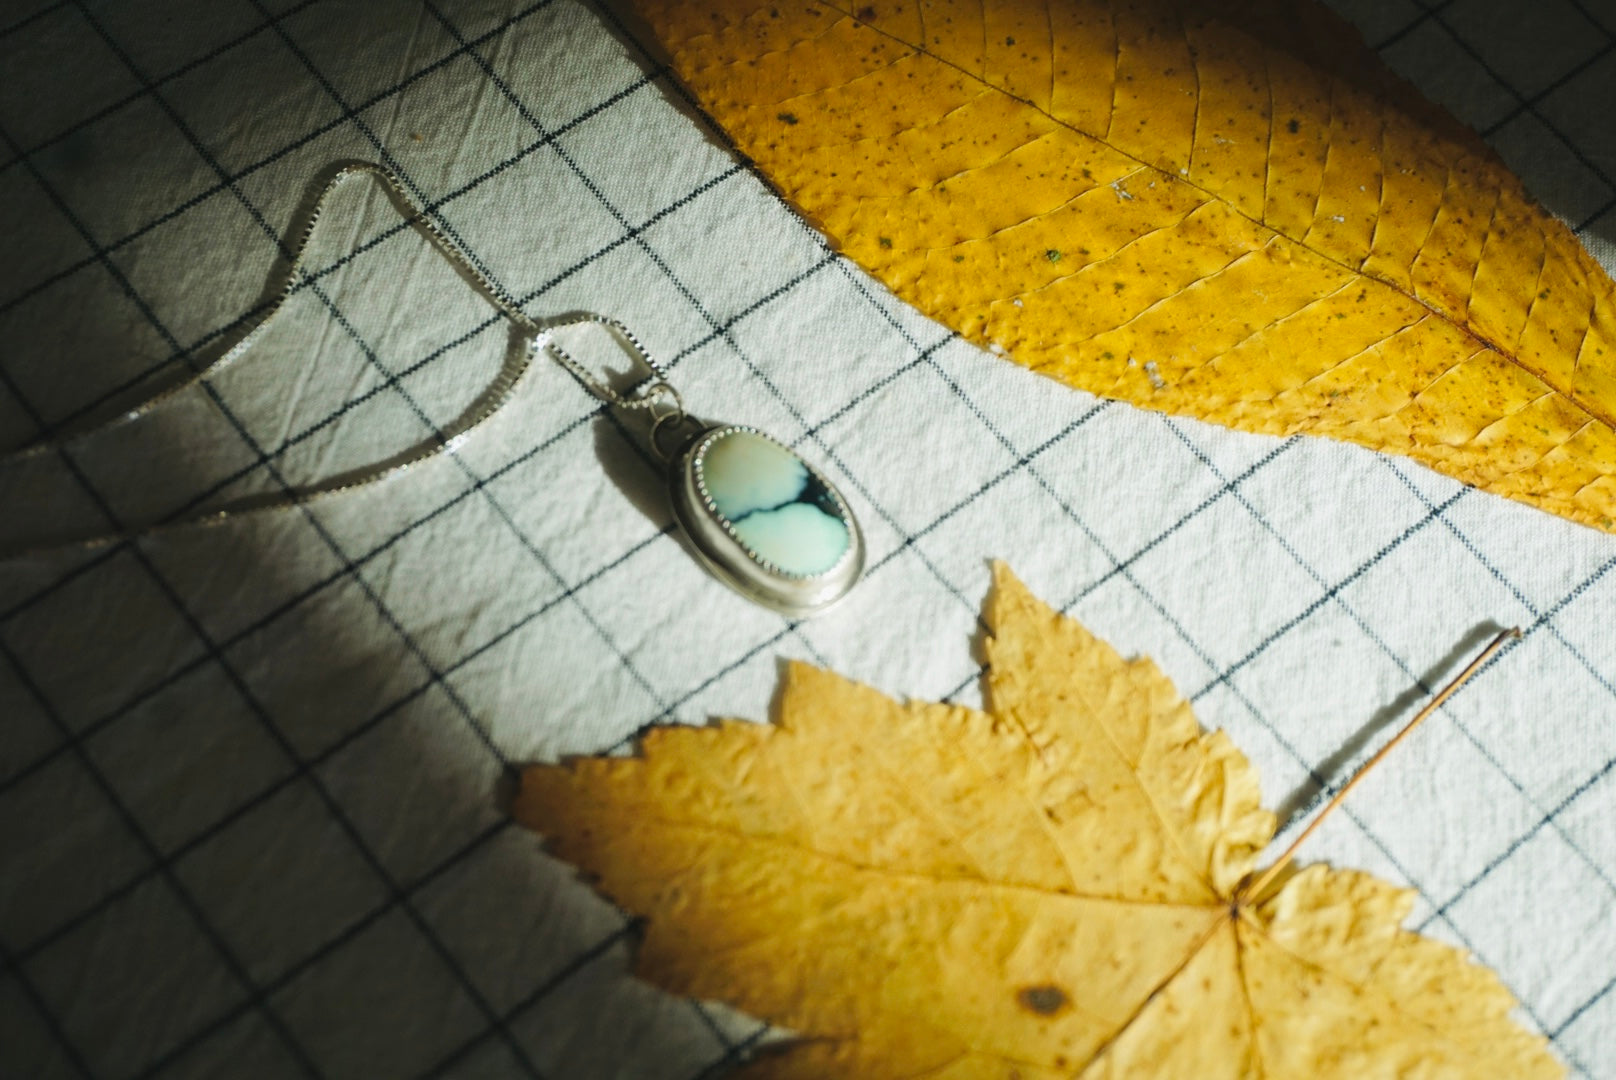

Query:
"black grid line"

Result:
[[0, 823, 97, 1080], [0, 0, 566, 322], [1419, 702, 1616, 933], [417, 922, 636, 1080], [1, 112, 347, 1074], [77, 2, 704, 1070], [0, 0, 71, 41], [1583, 192, 1616, 233], [1370, 0, 1460, 52], [7, 4, 568, 1070], [1163, 432, 1616, 918], [0, 0, 325, 177], [0, 71, 699, 630], [1479, 40, 1616, 139], [1556, 969, 1616, 1041], [1422, 2, 1616, 195], [1377, 470, 1616, 891], [0, 630, 326, 1077], [1400, 546, 1616, 933], [615, 2, 1606, 1066], [4, 426, 670, 973], [613, 7, 1609, 1072], [8, 4, 878, 1070], [2, 0, 1614, 1077], [125, 816, 526, 1080], [243, 0, 678, 737]]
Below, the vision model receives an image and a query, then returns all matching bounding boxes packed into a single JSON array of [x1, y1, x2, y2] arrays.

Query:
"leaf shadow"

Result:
[[1273, 619, 1514, 832]]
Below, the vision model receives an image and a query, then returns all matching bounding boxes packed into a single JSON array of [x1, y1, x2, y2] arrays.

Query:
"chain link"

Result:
[[536, 311, 683, 416], [0, 162, 681, 559]]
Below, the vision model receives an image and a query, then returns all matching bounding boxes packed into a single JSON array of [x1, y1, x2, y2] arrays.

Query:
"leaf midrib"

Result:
[[639, 814, 1223, 911]]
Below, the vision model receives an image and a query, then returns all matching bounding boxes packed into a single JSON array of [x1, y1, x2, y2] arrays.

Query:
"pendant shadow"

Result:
[[591, 408, 669, 526]]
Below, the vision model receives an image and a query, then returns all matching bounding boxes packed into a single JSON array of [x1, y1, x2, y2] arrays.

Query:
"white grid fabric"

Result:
[[1, 0, 1614, 1077]]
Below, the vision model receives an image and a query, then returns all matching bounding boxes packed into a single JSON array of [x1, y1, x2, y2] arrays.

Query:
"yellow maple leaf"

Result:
[[517, 565, 1561, 1078], [615, 0, 1616, 532]]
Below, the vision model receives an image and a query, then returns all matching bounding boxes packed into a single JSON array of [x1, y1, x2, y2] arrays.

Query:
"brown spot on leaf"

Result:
[[1017, 984, 1069, 1016]]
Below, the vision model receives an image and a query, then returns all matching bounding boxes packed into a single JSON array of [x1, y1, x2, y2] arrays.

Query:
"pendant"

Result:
[[669, 424, 864, 617], [539, 313, 864, 618]]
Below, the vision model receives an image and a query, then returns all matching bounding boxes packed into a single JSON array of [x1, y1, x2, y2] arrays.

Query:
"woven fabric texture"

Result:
[[1, 0, 1614, 1076]]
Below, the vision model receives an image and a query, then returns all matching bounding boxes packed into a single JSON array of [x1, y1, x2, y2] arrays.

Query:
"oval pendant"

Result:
[[669, 425, 864, 617]]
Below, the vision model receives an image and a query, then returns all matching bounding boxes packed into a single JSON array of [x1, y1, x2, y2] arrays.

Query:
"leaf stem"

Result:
[[1238, 626, 1520, 906]]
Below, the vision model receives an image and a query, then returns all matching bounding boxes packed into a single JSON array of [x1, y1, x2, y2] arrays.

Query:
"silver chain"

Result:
[[0, 162, 683, 559]]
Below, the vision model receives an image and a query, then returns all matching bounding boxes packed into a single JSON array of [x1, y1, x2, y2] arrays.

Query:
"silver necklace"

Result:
[[1, 163, 864, 618]]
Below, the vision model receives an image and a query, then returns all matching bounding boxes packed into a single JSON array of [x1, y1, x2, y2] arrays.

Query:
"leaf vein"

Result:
[[909, 163, 1144, 254], [982, 189, 1207, 304], [1260, 46, 1275, 220], [642, 816, 1221, 911], [1511, 242, 1554, 358], [1463, 178, 1508, 324], [1182, 8, 1204, 185], [686, 14, 848, 78], [1102, 3, 1119, 144], [1361, 93, 1392, 274], [1408, 155, 1456, 290], [757, 46, 917, 110], [805, 0, 1616, 436], [1285, 314, 1432, 399], [1300, 75, 1339, 245], [1075, 240, 1275, 351], [771, 85, 997, 160], [1245, 921, 1506, 1058]]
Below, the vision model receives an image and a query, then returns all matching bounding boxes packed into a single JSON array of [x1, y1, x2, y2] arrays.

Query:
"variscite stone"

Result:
[[695, 428, 851, 577]]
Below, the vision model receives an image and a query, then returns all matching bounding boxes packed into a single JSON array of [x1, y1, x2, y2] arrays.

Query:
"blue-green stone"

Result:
[[699, 430, 850, 576]]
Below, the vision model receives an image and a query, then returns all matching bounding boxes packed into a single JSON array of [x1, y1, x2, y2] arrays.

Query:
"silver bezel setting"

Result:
[[669, 424, 865, 617]]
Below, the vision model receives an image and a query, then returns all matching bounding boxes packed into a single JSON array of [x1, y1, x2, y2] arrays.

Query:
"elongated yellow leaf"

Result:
[[621, 0, 1616, 531], [517, 565, 1561, 1077]]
